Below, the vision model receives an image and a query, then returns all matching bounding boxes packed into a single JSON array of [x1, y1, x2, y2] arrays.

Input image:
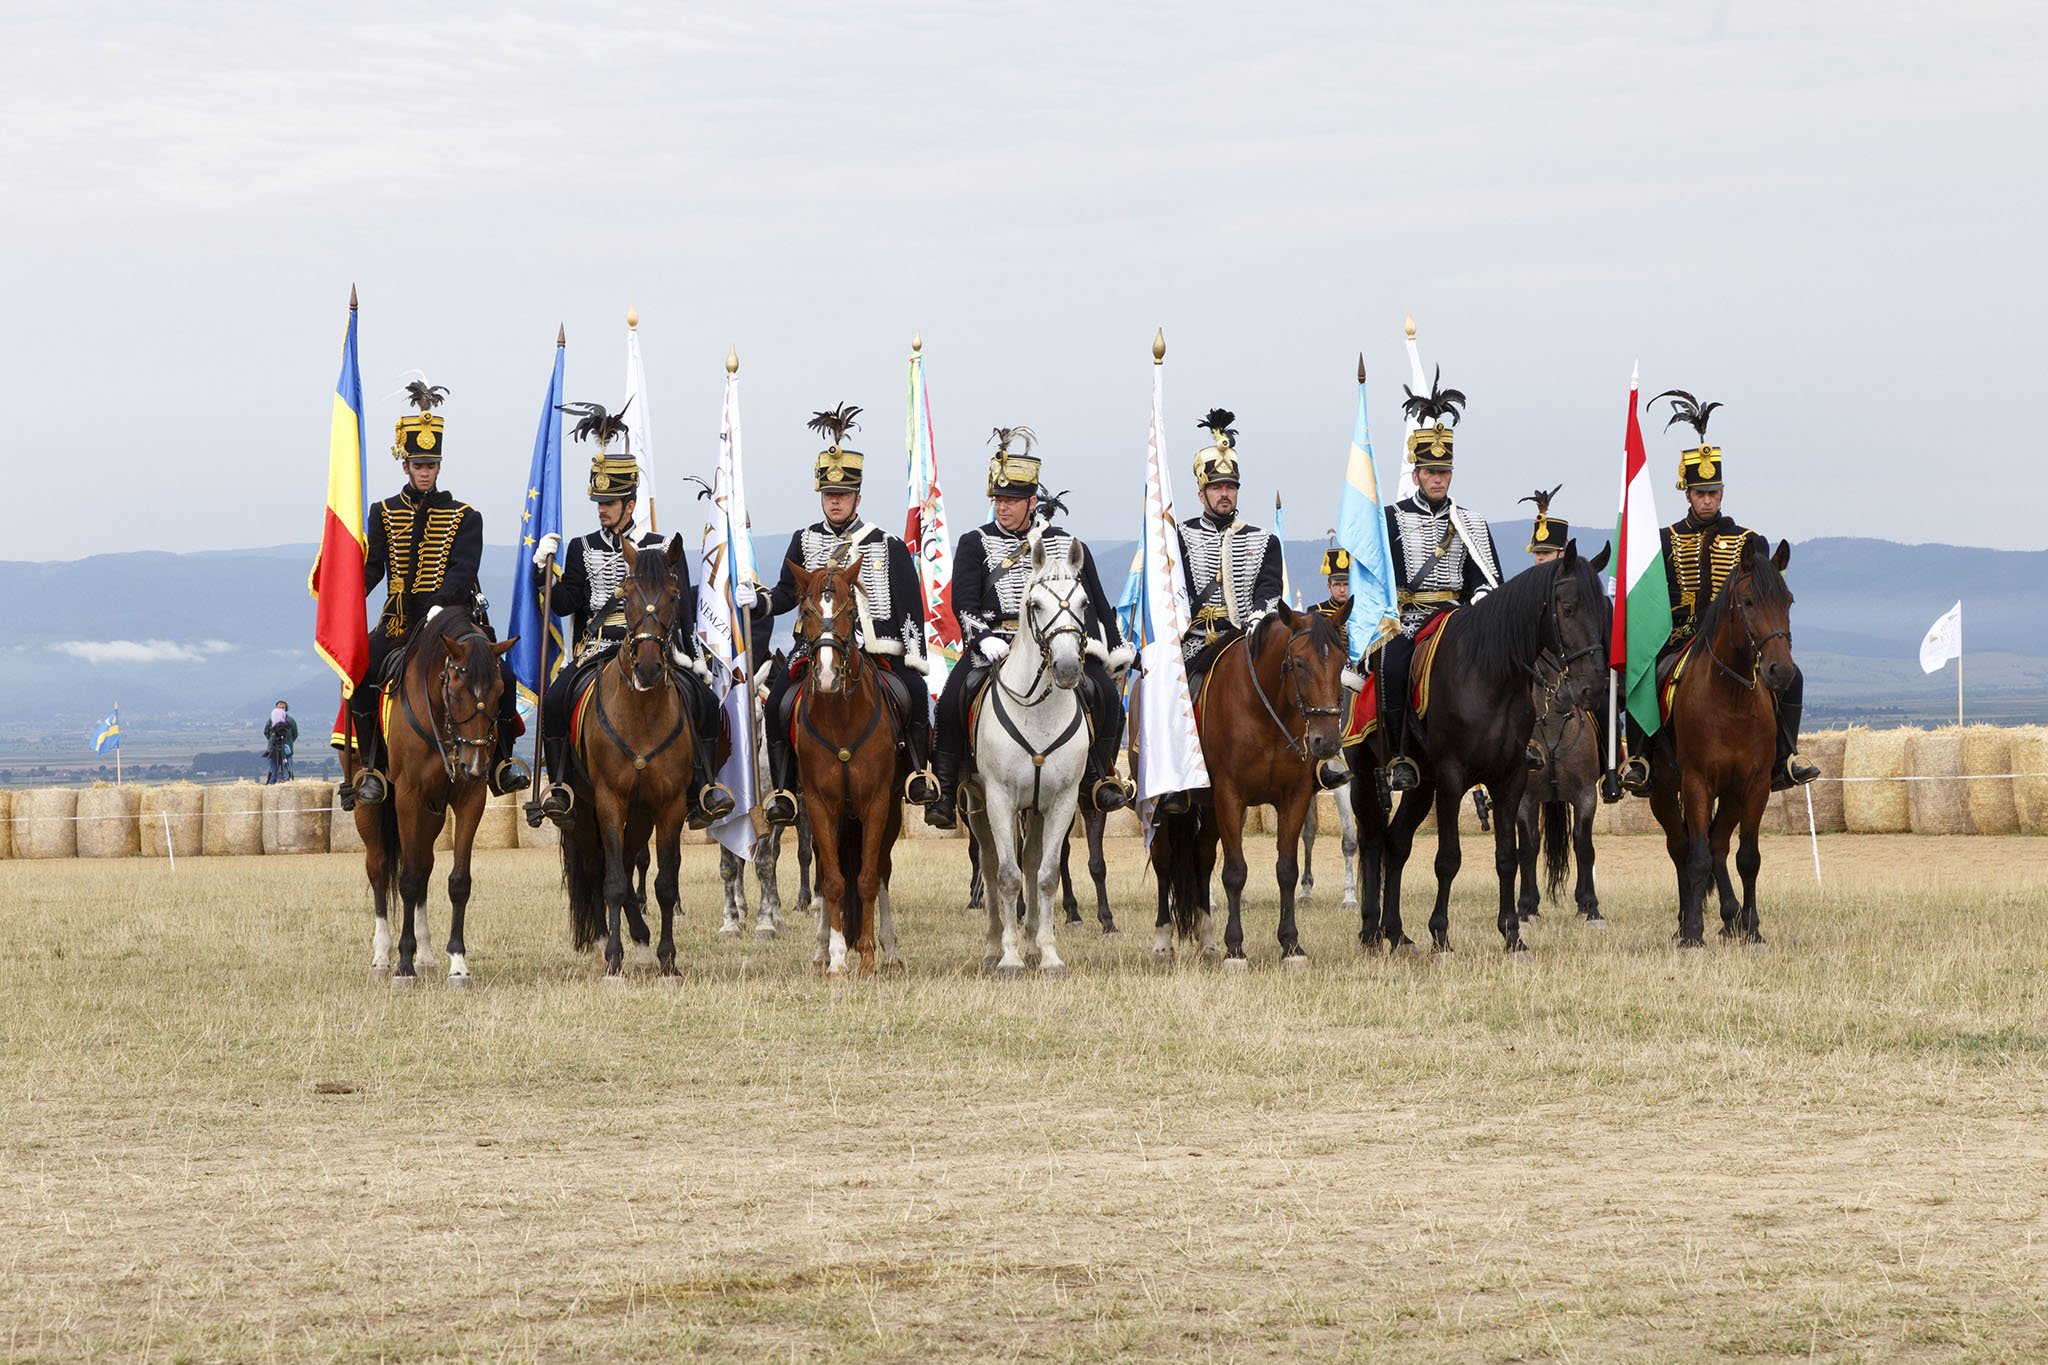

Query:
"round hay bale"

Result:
[[1962, 726, 2019, 836], [330, 798, 370, 854], [202, 781, 266, 856], [1843, 728, 1911, 833], [517, 805, 561, 849], [262, 780, 332, 854], [2013, 730, 2048, 837], [0, 789, 13, 860], [1906, 728, 1972, 836], [1103, 806, 1142, 840], [14, 787, 79, 859], [472, 790, 520, 850], [1597, 792, 1660, 836], [139, 784, 204, 858], [1802, 730, 1849, 833], [77, 785, 142, 858]]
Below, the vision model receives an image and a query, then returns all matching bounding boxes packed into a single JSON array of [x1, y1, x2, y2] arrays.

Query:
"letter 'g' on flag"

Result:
[[1919, 600, 1962, 674]]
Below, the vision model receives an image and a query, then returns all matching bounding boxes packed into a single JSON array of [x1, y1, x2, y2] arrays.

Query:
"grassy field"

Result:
[[2, 830, 2045, 1361]]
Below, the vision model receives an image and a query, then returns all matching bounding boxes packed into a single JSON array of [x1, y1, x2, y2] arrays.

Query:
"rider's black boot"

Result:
[[530, 736, 574, 827], [489, 723, 530, 797], [345, 703, 387, 808], [762, 734, 799, 827], [688, 734, 737, 829], [924, 746, 963, 829], [903, 719, 938, 807], [1771, 699, 1820, 791]]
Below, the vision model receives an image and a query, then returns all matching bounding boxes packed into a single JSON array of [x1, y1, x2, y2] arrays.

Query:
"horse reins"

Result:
[[589, 578, 688, 801], [982, 577, 1091, 810], [1701, 567, 1791, 691], [397, 626, 501, 790], [795, 580, 889, 807], [1244, 618, 1342, 761]]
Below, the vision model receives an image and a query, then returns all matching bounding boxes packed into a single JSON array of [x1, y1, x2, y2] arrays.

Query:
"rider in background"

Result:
[[756, 404, 938, 828], [926, 428, 1133, 829], [1618, 392, 1818, 795], [264, 700, 298, 784]]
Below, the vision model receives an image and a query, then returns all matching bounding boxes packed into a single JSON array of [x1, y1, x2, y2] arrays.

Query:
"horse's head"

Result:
[[1734, 537, 1797, 692], [1025, 531, 1088, 690], [437, 620, 518, 782], [617, 538, 684, 693], [1267, 600, 1350, 760], [1543, 540, 1610, 711], [795, 556, 861, 694]]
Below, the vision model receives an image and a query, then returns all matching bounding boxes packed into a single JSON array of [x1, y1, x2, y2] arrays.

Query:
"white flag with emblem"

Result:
[[1133, 333, 1209, 833], [623, 306, 661, 534], [1919, 600, 1962, 674], [696, 353, 760, 858]]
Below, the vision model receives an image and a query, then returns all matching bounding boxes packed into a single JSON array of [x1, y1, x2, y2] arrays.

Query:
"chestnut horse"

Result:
[[1350, 544, 1608, 954], [1646, 537, 1796, 947], [1149, 600, 1353, 970], [557, 539, 700, 980], [352, 607, 517, 989], [790, 559, 906, 976]]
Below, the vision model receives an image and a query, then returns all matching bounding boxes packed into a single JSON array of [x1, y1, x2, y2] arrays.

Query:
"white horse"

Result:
[[719, 659, 792, 941], [964, 530, 1092, 979]]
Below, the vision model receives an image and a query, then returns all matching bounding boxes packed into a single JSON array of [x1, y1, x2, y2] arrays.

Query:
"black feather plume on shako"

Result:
[[1518, 484, 1563, 515], [404, 380, 449, 412], [1400, 367, 1467, 427], [1197, 408, 1239, 446], [556, 397, 634, 450], [988, 425, 1038, 455], [1648, 389, 1722, 439], [806, 403, 863, 447]]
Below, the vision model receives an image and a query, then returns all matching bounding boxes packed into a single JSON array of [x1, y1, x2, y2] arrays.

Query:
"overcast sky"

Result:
[[4, 0, 2041, 563]]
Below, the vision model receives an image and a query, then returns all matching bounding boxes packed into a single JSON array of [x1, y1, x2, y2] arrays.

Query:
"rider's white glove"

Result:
[[978, 636, 1010, 663], [532, 533, 560, 568], [425, 605, 444, 623]]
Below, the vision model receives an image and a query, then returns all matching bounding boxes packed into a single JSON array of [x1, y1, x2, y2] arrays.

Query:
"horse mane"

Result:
[[1455, 555, 1605, 676], [1692, 536, 1790, 649], [628, 541, 673, 597], [1250, 607, 1343, 661], [415, 603, 478, 651]]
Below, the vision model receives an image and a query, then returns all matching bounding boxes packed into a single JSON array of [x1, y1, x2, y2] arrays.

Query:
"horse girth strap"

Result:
[[797, 682, 886, 807], [987, 684, 1087, 813]]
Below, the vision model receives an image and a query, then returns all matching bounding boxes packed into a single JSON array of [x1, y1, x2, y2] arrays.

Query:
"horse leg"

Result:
[[1736, 788, 1767, 945], [1215, 800, 1250, 968], [965, 822, 985, 912], [393, 801, 438, 984], [1150, 835, 1175, 963], [810, 809, 848, 975], [754, 824, 785, 937], [1515, 796, 1540, 923], [623, 834, 655, 967], [364, 807, 393, 979], [718, 846, 745, 938], [968, 807, 1005, 971], [1086, 808, 1115, 936], [1351, 778, 1386, 950], [1300, 793, 1317, 904], [855, 815, 886, 975], [988, 794, 1027, 977], [796, 809, 816, 919], [1575, 790, 1602, 922], [1033, 808, 1071, 978], [444, 788, 483, 988], [1383, 781, 1432, 953], [654, 814, 685, 978], [1338, 785, 1360, 911], [1274, 792, 1309, 969], [1491, 779, 1528, 952], [1059, 828, 1081, 924], [1429, 782, 1462, 953], [1678, 775, 1714, 948]]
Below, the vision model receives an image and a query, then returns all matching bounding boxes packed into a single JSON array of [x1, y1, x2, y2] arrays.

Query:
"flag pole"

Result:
[[114, 704, 120, 785], [1957, 646, 1963, 728], [727, 344, 767, 838], [528, 324, 565, 799]]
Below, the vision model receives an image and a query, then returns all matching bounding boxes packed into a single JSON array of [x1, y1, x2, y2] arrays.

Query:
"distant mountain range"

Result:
[[2, 530, 2041, 742]]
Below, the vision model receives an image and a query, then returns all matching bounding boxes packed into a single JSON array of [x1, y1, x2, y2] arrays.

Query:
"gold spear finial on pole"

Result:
[[1357, 353, 1367, 383], [627, 303, 639, 330], [1152, 328, 1166, 364], [349, 283, 358, 311], [1404, 313, 1417, 340], [725, 344, 739, 376], [911, 330, 923, 354], [556, 323, 565, 348]]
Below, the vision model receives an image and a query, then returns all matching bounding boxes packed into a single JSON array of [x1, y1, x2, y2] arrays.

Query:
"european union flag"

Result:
[[92, 706, 120, 754], [507, 335, 565, 714]]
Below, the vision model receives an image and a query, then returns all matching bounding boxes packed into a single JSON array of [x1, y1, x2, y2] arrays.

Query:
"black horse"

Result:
[[1351, 544, 1609, 953]]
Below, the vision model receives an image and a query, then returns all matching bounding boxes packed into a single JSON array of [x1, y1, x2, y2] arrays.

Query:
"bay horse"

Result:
[[1149, 600, 1353, 971], [1515, 650, 1604, 924], [557, 538, 700, 981], [1350, 543, 1608, 954], [1647, 537, 1796, 947], [790, 559, 906, 976], [963, 530, 1092, 978], [352, 606, 517, 989]]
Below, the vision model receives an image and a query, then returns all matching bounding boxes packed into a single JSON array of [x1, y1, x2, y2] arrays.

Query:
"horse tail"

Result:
[[837, 814, 863, 944], [1158, 805, 1207, 940], [1542, 800, 1572, 902], [371, 796, 401, 911], [559, 808, 607, 952]]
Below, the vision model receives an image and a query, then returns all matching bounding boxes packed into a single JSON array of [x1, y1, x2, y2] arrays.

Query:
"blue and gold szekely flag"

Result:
[[507, 331, 566, 718], [92, 706, 121, 754]]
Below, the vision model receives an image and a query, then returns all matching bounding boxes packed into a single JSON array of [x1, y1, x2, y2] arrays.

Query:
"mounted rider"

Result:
[[1376, 369, 1505, 793], [525, 400, 734, 829], [758, 403, 939, 828], [926, 427, 1135, 829], [1310, 546, 1351, 619], [338, 381, 526, 810], [1618, 391, 1818, 794]]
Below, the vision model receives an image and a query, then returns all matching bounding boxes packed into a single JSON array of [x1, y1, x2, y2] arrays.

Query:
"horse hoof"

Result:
[[995, 963, 1025, 981], [368, 965, 391, 983], [389, 974, 416, 992], [717, 923, 743, 940], [981, 954, 1001, 973], [659, 974, 684, 989], [1506, 943, 1532, 959], [1040, 963, 1068, 981], [754, 925, 778, 941], [1150, 948, 1173, 966], [1342, 896, 1359, 911], [602, 973, 629, 990], [1101, 927, 1121, 940], [1222, 957, 1250, 975], [1743, 940, 1768, 954], [1200, 947, 1224, 965], [446, 973, 471, 992], [1281, 955, 1309, 974], [1581, 915, 1607, 928], [883, 959, 906, 974], [826, 965, 846, 979]]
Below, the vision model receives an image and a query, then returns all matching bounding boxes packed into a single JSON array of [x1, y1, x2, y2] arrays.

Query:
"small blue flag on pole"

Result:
[[92, 706, 121, 753], [1337, 357, 1402, 661], [507, 332, 566, 715]]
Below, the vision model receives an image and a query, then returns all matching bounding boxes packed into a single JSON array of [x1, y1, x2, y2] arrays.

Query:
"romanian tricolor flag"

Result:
[[310, 288, 370, 715]]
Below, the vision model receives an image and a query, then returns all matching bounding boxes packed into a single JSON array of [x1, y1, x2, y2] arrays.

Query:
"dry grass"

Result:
[[3, 832, 2046, 1361]]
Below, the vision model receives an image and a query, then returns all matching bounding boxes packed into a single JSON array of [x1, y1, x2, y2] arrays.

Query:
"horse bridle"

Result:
[[613, 578, 676, 691], [796, 584, 863, 697], [593, 577, 687, 782], [1246, 618, 1342, 761], [396, 628, 499, 788], [993, 578, 1088, 705], [1703, 566, 1792, 691]]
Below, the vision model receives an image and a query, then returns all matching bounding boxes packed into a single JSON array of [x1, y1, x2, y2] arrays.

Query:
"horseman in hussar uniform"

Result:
[[925, 427, 1135, 829], [1375, 370, 1506, 793], [1310, 546, 1351, 620], [1618, 391, 1818, 794], [757, 403, 939, 828], [524, 401, 734, 829], [339, 381, 526, 810]]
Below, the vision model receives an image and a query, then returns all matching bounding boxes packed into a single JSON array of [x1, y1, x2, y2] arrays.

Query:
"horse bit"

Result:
[[1247, 619, 1342, 761]]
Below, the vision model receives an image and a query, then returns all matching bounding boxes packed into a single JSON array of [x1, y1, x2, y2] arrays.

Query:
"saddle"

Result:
[[786, 654, 916, 756], [1341, 609, 1455, 750], [1187, 632, 1247, 732]]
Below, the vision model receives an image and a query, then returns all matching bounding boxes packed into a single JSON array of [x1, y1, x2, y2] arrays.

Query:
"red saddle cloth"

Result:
[[1342, 609, 1454, 749]]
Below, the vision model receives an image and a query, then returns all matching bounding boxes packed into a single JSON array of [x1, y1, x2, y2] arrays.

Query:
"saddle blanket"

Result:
[[787, 654, 911, 747], [1341, 609, 1454, 750]]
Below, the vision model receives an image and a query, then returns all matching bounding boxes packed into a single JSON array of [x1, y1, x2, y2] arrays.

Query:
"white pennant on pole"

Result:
[[1133, 329, 1209, 835], [624, 305, 660, 535]]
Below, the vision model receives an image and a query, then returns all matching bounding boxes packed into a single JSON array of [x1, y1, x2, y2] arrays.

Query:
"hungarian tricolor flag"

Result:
[[1613, 365, 1671, 736], [310, 287, 369, 739]]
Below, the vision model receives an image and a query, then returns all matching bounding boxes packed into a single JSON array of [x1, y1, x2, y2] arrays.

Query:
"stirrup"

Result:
[[1314, 759, 1350, 791], [1618, 755, 1651, 796], [352, 768, 388, 807], [490, 756, 531, 797], [1382, 755, 1420, 793], [1088, 776, 1133, 813], [693, 781, 737, 827], [539, 782, 575, 819], [1155, 789, 1190, 816], [763, 789, 799, 827], [1772, 753, 1820, 792], [903, 767, 938, 806]]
